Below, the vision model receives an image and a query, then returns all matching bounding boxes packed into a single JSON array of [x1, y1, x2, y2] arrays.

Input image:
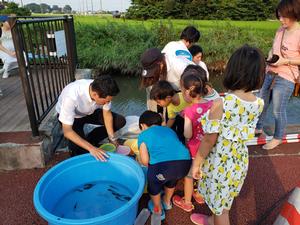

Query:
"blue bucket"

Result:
[[33, 154, 145, 225]]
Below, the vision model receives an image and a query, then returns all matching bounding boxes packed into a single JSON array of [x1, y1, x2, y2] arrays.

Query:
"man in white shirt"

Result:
[[56, 75, 125, 161], [162, 26, 200, 62], [160, 26, 201, 90]]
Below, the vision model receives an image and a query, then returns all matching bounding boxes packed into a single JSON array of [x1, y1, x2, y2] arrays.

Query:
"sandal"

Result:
[[192, 191, 205, 205], [172, 195, 194, 212], [148, 200, 166, 220], [190, 213, 209, 225], [262, 138, 282, 150]]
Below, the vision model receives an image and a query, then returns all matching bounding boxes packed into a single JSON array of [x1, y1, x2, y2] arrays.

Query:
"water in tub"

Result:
[[52, 181, 133, 219]]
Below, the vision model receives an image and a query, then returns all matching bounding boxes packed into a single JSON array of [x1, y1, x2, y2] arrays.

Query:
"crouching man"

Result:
[[56, 75, 126, 161]]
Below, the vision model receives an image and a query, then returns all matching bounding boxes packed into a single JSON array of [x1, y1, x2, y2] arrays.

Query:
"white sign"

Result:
[[54, 30, 67, 58]]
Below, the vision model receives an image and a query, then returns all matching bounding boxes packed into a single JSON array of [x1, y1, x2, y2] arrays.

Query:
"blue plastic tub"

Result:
[[33, 153, 145, 225]]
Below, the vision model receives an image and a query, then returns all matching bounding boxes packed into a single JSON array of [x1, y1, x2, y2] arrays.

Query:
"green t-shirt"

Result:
[[167, 92, 190, 119]]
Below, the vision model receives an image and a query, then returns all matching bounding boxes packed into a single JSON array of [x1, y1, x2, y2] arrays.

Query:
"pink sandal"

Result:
[[190, 213, 209, 225], [193, 191, 205, 205], [172, 195, 194, 212]]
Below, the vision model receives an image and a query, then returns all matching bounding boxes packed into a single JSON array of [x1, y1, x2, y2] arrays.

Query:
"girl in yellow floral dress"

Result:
[[190, 45, 265, 225]]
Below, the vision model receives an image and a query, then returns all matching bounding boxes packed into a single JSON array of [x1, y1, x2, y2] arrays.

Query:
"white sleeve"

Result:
[[173, 56, 194, 76], [199, 61, 209, 80], [58, 97, 76, 125], [102, 101, 112, 111], [162, 42, 172, 55]]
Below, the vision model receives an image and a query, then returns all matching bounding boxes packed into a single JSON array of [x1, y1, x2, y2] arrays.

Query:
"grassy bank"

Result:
[[74, 16, 280, 75]]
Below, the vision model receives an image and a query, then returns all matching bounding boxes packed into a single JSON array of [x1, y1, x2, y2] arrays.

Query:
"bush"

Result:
[[76, 21, 159, 75], [75, 19, 275, 75]]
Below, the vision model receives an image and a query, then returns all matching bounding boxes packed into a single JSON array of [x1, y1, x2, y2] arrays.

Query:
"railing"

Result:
[[9, 16, 77, 137]]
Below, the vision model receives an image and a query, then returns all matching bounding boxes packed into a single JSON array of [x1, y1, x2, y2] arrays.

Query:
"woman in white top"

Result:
[[189, 44, 220, 101], [0, 15, 18, 79], [140, 48, 192, 112]]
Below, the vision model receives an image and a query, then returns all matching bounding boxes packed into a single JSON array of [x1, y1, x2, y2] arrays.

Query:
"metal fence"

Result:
[[9, 16, 77, 136]]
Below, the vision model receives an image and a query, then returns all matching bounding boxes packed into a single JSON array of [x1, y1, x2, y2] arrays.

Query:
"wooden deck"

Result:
[[0, 65, 70, 134], [0, 71, 31, 132]]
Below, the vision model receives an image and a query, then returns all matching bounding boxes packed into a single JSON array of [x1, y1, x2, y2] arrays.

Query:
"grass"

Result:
[[72, 16, 281, 74]]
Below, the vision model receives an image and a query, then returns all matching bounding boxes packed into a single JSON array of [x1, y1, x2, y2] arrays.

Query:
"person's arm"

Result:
[[166, 118, 175, 127], [139, 142, 150, 166], [62, 123, 108, 161], [103, 109, 119, 146], [166, 105, 176, 127], [184, 116, 193, 139], [272, 56, 300, 66], [0, 42, 15, 57], [191, 99, 223, 179], [285, 57, 300, 66]]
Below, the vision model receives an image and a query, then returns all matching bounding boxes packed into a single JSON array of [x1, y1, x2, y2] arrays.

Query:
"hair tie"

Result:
[[142, 70, 148, 77]]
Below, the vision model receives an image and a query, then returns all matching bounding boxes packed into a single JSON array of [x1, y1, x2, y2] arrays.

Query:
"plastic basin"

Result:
[[99, 143, 116, 153], [116, 145, 131, 156], [33, 154, 145, 225]]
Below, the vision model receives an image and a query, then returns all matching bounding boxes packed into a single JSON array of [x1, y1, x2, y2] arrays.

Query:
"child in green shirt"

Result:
[[150, 80, 191, 143]]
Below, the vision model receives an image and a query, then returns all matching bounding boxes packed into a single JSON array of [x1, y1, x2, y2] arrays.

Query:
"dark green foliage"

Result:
[[0, 2, 31, 16], [126, 0, 278, 20]]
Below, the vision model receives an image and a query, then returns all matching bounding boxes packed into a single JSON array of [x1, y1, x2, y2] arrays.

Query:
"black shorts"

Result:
[[147, 159, 191, 195]]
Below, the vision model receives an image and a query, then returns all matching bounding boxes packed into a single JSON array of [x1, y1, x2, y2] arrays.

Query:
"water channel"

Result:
[[111, 75, 300, 135]]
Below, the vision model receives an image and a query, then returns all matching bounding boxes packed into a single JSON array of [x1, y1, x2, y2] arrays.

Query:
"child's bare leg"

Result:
[[214, 209, 230, 225], [150, 194, 162, 213], [184, 176, 193, 204], [162, 186, 175, 206]]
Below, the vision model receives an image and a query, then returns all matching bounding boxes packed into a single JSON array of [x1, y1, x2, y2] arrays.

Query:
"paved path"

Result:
[[0, 143, 299, 225]]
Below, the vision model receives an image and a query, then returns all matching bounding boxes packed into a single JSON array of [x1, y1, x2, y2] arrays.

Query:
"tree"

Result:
[[63, 5, 72, 13], [1, 2, 31, 16], [127, 0, 277, 20], [40, 3, 51, 13], [25, 3, 41, 13], [52, 5, 59, 11]]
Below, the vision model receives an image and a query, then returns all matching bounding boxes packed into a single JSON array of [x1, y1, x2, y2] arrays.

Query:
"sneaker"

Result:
[[190, 213, 209, 225], [161, 193, 172, 210], [148, 200, 165, 220], [162, 200, 172, 210], [0, 68, 4, 74], [172, 195, 194, 212], [192, 191, 205, 205], [151, 212, 162, 225], [2, 71, 8, 78]]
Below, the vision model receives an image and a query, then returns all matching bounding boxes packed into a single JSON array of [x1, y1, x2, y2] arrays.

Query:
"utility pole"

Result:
[[82, 0, 85, 14], [99, 0, 102, 12], [85, 0, 88, 13], [91, 0, 93, 14], [79, 0, 81, 14], [20, 0, 23, 7]]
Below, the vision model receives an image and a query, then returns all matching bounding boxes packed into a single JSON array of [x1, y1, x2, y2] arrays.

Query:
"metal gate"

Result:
[[9, 16, 77, 136]]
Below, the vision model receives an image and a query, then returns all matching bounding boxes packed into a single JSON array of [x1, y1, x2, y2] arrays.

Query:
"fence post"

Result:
[[9, 17, 40, 137], [63, 15, 77, 81]]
